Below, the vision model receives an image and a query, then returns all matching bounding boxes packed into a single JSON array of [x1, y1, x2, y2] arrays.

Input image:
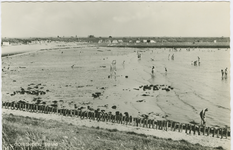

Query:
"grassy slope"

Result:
[[2, 114, 224, 150]]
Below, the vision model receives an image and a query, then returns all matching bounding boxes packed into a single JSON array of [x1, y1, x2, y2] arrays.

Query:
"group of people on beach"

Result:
[[221, 68, 228, 79]]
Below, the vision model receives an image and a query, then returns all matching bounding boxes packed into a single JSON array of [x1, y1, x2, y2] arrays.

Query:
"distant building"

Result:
[[136, 40, 140, 43], [2, 42, 10, 46], [112, 40, 118, 44], [214, 40, 217, 43], [118, 40, 123, 43], [105, 40, 111, 43], [142, 40, 147, 43], [150, 40, 156, 43], [98, 40, 102, 43]]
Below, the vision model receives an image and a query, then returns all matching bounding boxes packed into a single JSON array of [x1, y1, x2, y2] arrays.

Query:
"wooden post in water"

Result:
[[221, 128, 224, 139], [198, 126, 201, 135], [162, 121, 165, 131], [4, 102, 6, 109], [217, 128, 219, 138], [35, 105, 38, 113], [129, 116, 132, 125], [173, 123, 177, 131], [137, 118, 140, 127], [146, 119, 149, 128], [189, 124, 192, 134], [193, 125, 196, 135], [156, 121, 159, 130], [33, 104, 36, 112], [160, 121, 163, 130], [28, 104, 30, 112], [11, 102, 14, 109], [26, 103, 29, 111], [180, 124, 184, 133], [185, 124, 188, 133], [157, 121, 160, 130], [170, 121, 173, 131], [203, 126, 206, 135], [225, 128, 228, 139], [152, 120, 155, 129], [15, 103, 18, 110], [142, 119, 145, 127], [212, 128, 215, 137], [207, 127, 210, 136], [178, 123, 181, 132]]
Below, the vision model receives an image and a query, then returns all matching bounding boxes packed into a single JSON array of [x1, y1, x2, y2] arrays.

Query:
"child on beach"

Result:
[[200, 108, 208, 126]]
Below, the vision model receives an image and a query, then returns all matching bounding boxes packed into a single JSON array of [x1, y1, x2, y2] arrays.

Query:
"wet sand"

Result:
[[1, 44, 230, 128]]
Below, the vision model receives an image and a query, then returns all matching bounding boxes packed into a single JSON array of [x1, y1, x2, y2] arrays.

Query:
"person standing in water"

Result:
[[152, 66, 155, 74], [197, 56, 200, 66], [200, 108, 208, 126], [221, 69, 224, 78], [225, 68, 228, 78]]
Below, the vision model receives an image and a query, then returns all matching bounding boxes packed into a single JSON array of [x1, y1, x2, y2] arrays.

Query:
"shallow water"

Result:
[[1, 45, 230, 128], [136, 48, 230, 127]]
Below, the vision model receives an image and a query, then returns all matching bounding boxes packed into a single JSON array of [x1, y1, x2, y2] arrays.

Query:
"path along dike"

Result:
[[2, 102, 231, 150]]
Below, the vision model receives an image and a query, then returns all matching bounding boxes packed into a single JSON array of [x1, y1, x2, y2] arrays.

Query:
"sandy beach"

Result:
[[2, 43, 230, 127]]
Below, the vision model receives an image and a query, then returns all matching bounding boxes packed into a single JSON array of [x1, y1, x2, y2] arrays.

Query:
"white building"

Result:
[[118, 40, 123, 43], [2, 42, 10, 46], [112, 40, 118, 44], [150, 40, 156, 43]]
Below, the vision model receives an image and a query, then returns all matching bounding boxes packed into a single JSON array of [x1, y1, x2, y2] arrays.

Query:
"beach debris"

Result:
[[78, 106, 85, 110], [77, 86, 84, 88], [92, 92, 102, 98], [86, 85, 93, 87], [125, 76, 128, 78], [19, 66, 26, 68], [12, 83, 46, 96], [112, 105, 117, 109], [138, 84, 174, 92], [141, 114, 148, 119], [136, 100, 145, 102]]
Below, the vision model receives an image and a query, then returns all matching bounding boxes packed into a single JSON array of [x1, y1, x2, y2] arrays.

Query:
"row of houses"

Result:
[[98, 39, 157, 44]]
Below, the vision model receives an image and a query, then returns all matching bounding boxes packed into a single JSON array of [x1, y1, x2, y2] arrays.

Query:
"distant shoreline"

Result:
[[104, 43, 230, 49], [107, 45, 229, 49]]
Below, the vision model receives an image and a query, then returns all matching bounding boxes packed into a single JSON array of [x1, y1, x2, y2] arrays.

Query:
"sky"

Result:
[[1, 2, 231, 38]]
